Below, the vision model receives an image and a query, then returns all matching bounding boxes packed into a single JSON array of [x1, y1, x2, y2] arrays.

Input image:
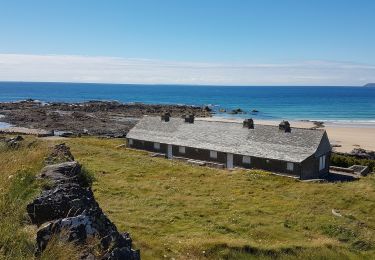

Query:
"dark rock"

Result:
[[350, 148, 375, 160], [39, 161, 83, 184], [251, 109, 259, 113], [35, 208, 140, 259], [27, 182, 98, 226], [1, 135, 24, 148], [45, 143, 75, 165], [229, 108, 245, 114], [36, 209, 115, 251], [279, 121, 291, 133], [106, 247, 140, 260], [204, 106, 212, 112], [312, 121, 325, 128]]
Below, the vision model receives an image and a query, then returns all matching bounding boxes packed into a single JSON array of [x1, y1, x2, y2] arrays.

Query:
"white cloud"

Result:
[[0, 53, 374, 86]]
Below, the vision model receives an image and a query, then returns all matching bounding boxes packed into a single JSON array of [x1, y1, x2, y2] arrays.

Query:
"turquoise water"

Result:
[[0, 82, 374, 124]]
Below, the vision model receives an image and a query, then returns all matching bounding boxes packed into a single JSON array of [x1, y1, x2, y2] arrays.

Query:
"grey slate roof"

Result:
[[126, 116, 329, 163]]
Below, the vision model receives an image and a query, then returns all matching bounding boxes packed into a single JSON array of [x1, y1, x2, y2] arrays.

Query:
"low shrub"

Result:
[[331, 153, 375, 172]]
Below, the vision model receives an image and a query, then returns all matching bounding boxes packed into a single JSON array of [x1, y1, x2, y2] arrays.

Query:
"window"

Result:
[[179, 146, 186, 154], [287, 162, 294, 171], [242, 156, 251, 164], [154, 142, 160, 150], [319, 155, 326, 171], [210, 150, 217, 159], [128, 139, 133, 145]]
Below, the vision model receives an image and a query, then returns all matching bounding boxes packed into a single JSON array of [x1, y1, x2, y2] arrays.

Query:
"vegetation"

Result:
[[0, 136, 374, 259], [0, 137, 80, 260], [331, 153, 375, 172], [66, 138, 375, 259]]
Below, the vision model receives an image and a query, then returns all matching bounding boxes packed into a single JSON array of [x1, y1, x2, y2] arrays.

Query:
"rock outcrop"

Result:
[[27, 144, 140, 259], [350, 148, 375, 160], [0, 100, 212, 137], [0, 135, 24, 148]]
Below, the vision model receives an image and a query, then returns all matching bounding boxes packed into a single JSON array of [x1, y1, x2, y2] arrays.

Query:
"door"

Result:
[[226, 153, 233, 169], [167, 144, 173, 159]]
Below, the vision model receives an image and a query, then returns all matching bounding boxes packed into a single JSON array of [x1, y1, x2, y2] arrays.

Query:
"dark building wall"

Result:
[[246, 156, 301, 176], [300, 152, 330, 179], [233, 154, 251, 169], [129, 140, 226, 163], [174, 146, 226, 164], [128, 139, 167, 153], [128, 138, 304, 177], [300, 156, 318, 179], [234, 153, 301, 175]]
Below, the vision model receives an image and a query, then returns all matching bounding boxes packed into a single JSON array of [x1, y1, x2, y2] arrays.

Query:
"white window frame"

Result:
[[128, 138, 133, 145], [210, 150, 217, 159], [287, 162, 294, 171], [319, 155, 326, 171], [242, 156, 251, 164], [154, 142, 160, 150], [179, 146, 186, 154]]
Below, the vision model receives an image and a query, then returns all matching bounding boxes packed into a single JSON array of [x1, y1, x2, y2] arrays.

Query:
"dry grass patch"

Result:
[[0, 136, 374, 259], [63, 137, 375, 260]]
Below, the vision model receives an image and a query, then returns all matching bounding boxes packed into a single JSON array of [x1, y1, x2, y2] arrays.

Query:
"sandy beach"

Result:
[[200, 117, 375, 153]]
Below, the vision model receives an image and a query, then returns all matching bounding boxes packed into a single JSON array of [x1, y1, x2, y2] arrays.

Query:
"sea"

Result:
[[0, 81, 374, 126]]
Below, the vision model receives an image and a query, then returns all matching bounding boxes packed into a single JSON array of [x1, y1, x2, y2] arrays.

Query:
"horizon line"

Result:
[[0, 80, 365, 88]]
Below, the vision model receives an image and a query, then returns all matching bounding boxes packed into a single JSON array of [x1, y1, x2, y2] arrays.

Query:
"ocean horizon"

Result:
[[0, 81, 374, 125]]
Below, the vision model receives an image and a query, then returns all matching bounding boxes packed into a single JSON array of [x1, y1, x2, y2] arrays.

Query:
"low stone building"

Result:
[[126, 114, 331, 179]]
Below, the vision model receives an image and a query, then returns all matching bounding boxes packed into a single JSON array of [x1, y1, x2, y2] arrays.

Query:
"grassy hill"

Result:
[[0, 136, 374, 259]]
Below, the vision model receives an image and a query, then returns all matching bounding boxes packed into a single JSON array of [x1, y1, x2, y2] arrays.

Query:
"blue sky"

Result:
[[0, 0, 374, 85]]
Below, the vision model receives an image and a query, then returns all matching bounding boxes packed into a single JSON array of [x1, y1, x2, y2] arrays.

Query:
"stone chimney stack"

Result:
[[279, 120, 291, 132], [184, 114, 195, 123], [243, 118, 254, 129], [161, 112, 171, 122]]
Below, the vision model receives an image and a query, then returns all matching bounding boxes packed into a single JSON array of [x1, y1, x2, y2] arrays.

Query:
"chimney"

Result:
[[161, 112, 171, 122], [279, 120, 291, 132], [243, 118, 254, 129], [184, 114, 195, 123]]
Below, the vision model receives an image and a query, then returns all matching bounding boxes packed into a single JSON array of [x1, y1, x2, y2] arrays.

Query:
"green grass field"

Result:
[[0, 136, 374, 259]]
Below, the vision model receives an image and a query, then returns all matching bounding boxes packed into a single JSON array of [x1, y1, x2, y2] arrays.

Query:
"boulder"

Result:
[[38, 161, 88, 185], [36, 209, 140, 259], [229, 108, 245, 114]]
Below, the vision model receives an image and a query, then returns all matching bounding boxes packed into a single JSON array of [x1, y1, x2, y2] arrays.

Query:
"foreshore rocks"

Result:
[[350, 148, 375, 160], [0, 100, 212, 137], [334, 148, 375, 161], [26, 144, 140, 259]]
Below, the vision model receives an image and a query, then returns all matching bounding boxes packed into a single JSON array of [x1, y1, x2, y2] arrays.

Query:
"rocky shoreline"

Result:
[[0, 100, 212, 137]]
